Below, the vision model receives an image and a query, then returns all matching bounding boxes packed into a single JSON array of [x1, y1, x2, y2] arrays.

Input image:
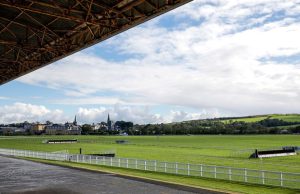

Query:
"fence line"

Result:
[[0, 148, 299, 189]]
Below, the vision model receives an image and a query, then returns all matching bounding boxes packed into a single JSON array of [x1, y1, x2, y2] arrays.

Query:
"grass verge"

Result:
[[21, 157, 300, 194]]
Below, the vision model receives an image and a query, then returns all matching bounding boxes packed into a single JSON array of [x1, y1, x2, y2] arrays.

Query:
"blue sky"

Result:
[[1, 0, 300, 124]]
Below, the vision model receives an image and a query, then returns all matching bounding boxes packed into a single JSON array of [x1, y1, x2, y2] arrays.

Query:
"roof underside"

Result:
[[0, 0, 191, 85]]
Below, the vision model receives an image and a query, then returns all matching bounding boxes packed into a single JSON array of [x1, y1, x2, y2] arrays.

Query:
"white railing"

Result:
[[0, 148, 299, 190]]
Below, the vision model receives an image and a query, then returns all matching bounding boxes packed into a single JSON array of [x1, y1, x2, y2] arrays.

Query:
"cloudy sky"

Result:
[[1, 0, 300, 124]]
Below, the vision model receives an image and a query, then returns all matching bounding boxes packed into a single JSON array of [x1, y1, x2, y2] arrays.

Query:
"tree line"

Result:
[[119, 118, 300, 135], [2, 118, 300, 136]]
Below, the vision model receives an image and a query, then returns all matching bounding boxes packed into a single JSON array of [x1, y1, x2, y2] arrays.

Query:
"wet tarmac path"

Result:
[[0, 156, 224, 194]]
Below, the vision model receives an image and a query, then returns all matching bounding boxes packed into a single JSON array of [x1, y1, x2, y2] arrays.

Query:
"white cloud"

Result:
[[17, 0, 300, 119], [165, 109, 222, 123], [76, 105, 220, 124], [77, 105, 163, 124], [172, 0, 299, 21], [0, 102, 222, 124], [0, 103, 68, 124], [52, 96, 124, 105], [0, 96, 9, 100]]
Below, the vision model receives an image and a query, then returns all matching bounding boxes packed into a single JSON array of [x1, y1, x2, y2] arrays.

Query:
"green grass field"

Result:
[[0, 135, 299, 173], [222, 114, 300, 123], [1, 135, 300, 194]]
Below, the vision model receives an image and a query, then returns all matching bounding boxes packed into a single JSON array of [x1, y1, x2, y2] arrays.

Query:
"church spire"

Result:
[[73, 115, 77, 126], [107, 113, 112, 130]]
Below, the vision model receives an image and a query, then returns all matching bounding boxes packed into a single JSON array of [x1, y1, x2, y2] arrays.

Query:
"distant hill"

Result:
[[131, 114, 300, 135], [218, 114, 300, 123]]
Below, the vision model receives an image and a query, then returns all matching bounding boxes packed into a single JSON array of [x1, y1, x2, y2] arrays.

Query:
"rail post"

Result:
[[262, 171, 265, 184], [135, 159, 138, 169], [229, 168, 232, 181], [126, 159, 129, 168], [200, 164, 203, 177], [165, 162, 167, 173], [187, 163, 190, 176], [144, 161, 147, 170], [154, 161, 157, 172], [214, 166, 217, 178], [280, 172, 283, 187], [245, 168, 247, 182], [175, 163, 178, 174]]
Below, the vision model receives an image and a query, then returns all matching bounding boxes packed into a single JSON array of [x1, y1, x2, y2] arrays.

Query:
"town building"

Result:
[[45, 116, 81, 135], [32, 123, 45, 131], [0, 127, 17, 135]]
